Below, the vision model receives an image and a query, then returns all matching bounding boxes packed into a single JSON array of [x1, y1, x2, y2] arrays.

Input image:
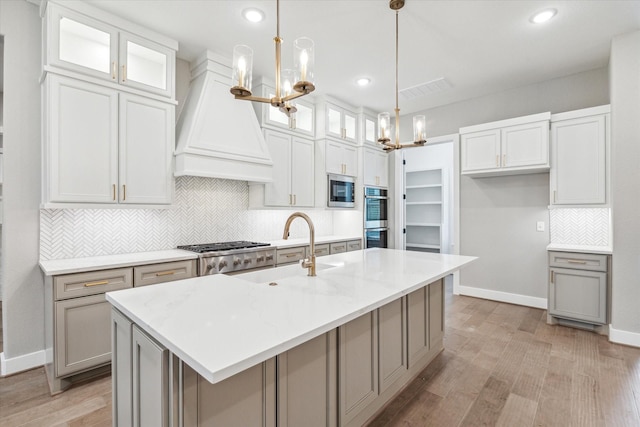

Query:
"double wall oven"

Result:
[[364, 187, 388, 248]]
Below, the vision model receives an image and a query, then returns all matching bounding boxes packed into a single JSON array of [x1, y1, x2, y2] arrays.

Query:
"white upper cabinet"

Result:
[[45, 1, 177, 99], [46, 75, 119, 204], [118, 93, 174, 205], [326, 140, 357, 177], [44, 75, 174, 206], [253, 81, 315, 137], [362, 114, 378, 146], [550, 106, 609, 206], [262, 130, 314, 208], [363, 148, 388, 188], [460, 112, 550, 177], [316, 97, 359, 144]]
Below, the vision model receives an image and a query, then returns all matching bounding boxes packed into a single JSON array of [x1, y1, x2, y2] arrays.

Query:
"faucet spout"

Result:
[[282, 212, 316, 277]]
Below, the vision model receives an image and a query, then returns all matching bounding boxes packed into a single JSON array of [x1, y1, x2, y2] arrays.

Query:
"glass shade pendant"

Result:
[[377, 0, 427, 151], [230, 45, 253, 97], [230, 0, 316, 116]]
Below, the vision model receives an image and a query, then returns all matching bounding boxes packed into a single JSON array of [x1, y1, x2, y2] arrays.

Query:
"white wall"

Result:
[[609, 31, 640, 346], [0, 0, 44, 372], [400, 67, 610, 308]]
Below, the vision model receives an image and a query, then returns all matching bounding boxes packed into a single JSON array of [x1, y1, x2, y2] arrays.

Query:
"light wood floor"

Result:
[[1, 285, 640, 426]]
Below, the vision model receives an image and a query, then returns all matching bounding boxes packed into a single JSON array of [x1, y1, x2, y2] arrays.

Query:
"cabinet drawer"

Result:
[[330, 242, 347, 254], [134, 260, 197, 287], [549, 268, 607, 324], [347, 240, 362, 252], [306, 243, 330, 258], [276, 246, 306, 265], [548, 251, 608, 272], [54, 268, 133, 300]]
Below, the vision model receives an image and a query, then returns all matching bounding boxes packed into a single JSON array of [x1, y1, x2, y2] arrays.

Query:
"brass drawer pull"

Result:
[[155, 270, 176, 277], [566, 259, 588, 264], [285, 253, 301, 258], [112, 61, 117, 80], [84, 280, 109, 287]]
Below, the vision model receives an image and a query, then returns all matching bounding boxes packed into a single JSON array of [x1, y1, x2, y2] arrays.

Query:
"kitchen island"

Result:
[[106, 248, 475, 427]]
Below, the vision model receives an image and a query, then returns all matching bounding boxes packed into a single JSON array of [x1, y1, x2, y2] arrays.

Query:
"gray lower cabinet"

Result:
[[548, 251, 609, 325], [277, 331, 337, 427], [330, 242, 347, 254], [346, 240, 362, 252], [339, 310, 379, 426], [276, 246, 307, 265], [55, 293, 113, 376], [45, 261, 196, 395]]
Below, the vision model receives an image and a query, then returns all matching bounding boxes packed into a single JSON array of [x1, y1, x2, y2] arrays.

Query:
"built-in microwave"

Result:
[[327, 174, 355, 208]]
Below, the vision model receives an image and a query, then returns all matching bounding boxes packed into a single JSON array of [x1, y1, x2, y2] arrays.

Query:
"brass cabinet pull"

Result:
[[112, 184, 116, 201], [122, 64, 127, 81], [553, 190, 557, 203], [550, 270, 554, 283], [293, 194, 296, 205], [111, 61, 117, 79], [123, 184, 126, 201], [567, 259, 588, 264], [84, 280, 109, 288], [289, 194, 292, 205], [285, 253, 301, 258], [155, 270, 175, 277]]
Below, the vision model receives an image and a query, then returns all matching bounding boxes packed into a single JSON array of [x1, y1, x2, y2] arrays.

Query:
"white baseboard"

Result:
[[0, 350, 45, 376], [457, 285, 547, 309], [609, 326, 640, 348]]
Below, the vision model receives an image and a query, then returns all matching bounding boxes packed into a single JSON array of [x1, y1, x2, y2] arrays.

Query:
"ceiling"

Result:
[[82, 0, 640, 114]]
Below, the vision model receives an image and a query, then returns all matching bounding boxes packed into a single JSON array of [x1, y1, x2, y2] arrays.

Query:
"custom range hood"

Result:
[[175, 51, 273, 182]]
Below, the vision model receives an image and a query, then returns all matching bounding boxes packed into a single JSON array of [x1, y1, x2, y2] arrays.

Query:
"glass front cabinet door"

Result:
[[47, 3, 175, 98]]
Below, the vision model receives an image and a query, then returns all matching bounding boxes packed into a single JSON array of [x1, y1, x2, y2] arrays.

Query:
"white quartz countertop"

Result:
[[39, 250, 198, 276], [266, 235, 361, 249], [546, 243, 613, 255], [106, 248, 476, 385]]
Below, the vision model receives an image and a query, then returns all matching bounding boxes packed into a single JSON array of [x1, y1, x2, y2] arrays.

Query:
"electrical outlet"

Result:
[[536, 221, 545, 232]]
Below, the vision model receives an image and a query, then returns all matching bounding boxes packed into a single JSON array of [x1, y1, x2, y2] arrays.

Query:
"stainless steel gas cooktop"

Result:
[[177, 241, 275, 275]]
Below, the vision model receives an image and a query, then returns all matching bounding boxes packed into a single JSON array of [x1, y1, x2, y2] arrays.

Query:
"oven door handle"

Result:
[[364, 195, 388, 200]]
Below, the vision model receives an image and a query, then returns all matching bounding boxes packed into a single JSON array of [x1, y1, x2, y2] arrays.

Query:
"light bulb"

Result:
[[300, 49, 308, 81], [237, 56, 246, 87]]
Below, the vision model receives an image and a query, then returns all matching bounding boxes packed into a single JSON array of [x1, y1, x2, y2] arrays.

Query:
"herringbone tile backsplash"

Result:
[[549, 208, 610, 246], [40, 177, 335, 260]]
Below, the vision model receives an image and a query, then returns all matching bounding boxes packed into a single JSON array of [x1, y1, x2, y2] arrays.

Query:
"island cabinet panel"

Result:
[[407, 287, 430, 367], [183, 359, 276, 427], [339, 310, 379, 426], [378, 298, 406, 393], [112, 309, 133, 427], [278, 331, 337, 427], [429, 279, 445, 348], [132, 325, 170, 427]]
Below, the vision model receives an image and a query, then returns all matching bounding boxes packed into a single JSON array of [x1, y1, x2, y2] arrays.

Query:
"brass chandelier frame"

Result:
[[230, 0, 315, 116]]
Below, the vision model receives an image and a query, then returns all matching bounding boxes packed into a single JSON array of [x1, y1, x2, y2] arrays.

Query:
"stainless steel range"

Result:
[[178, 241, 276, 276]]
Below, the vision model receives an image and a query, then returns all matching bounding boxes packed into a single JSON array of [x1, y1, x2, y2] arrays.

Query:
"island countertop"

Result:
[[106, 248, 476, 384]]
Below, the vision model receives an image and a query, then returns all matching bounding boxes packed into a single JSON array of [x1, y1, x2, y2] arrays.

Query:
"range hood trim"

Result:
[[175, 50, 273, 183]]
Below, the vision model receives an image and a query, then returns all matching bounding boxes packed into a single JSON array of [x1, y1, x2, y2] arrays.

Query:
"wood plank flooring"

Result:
[[1, 283, 640, 426]]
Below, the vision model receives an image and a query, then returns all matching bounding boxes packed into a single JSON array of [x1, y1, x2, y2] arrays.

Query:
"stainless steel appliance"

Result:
[[327, 174, 355, 208], [178, 241, 276, 275], [364, 228, 388, 249], [364, 187, 388, 248]]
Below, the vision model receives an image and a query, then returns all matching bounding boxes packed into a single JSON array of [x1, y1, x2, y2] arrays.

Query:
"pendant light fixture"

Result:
[[230, 0, 315, 116], [378, 0, 426, 152]]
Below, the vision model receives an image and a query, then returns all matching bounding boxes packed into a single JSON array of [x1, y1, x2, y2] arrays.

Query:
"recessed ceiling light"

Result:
[[356, 77, 371, 86], [243, 8, 264, 23], [530, 9, 556, 24]]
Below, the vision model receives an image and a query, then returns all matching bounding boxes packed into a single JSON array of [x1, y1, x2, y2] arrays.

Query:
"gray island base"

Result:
[[107, 249, 476, 426]]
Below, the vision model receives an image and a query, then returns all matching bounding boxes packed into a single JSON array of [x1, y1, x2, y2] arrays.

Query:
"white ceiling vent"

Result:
[[399, 77, 452, 101]]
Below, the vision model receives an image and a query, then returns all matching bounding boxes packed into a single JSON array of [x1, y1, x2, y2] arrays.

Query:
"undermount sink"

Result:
[[237, 262, 344, 284]]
